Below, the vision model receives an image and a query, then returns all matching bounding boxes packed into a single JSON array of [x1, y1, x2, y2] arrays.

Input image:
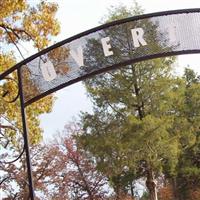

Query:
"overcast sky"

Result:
[[38, 0, 200, 141]]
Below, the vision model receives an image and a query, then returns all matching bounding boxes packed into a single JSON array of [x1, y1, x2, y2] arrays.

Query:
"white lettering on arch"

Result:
[[131, 28, 147, 48], [70, 46, 84, 67]]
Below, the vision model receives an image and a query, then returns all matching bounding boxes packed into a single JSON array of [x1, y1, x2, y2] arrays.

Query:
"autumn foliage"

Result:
[[0, 0, 60, 143], [158, 184, 174, 200], [0, 0, 60, 52], [1, 131, 109, 199]]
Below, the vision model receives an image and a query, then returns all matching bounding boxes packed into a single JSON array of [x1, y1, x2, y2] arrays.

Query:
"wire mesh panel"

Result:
[[2, 9, 200, 105]]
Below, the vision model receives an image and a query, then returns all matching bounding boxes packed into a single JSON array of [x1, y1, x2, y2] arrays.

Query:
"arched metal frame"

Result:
[[1, 8, 200, 199]]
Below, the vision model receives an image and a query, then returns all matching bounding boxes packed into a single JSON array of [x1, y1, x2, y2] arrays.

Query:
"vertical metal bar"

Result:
[[17, 68, 35, 200]]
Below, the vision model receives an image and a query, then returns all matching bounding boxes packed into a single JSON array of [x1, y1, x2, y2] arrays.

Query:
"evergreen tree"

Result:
[[77, 3, 183, 200]]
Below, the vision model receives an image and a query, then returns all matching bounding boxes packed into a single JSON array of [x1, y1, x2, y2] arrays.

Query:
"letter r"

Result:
[[131, 28, 147, 48]]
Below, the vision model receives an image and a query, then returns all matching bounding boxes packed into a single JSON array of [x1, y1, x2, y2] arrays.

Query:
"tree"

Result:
[[1, 123, 109, 200], [58, 123, 109, 200], [1, 140, 69, 199], [0, 1, 60, 198], [0, 0, 60, 144], [77, 3, 187, 200], [168, 68, 200, 200]]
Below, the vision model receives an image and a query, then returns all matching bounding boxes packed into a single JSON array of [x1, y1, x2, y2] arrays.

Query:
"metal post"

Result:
[[17, 68, 35, 200]]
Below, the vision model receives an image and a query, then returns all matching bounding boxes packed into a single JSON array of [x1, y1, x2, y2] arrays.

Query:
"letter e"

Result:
[[101, 37, 113, 57]]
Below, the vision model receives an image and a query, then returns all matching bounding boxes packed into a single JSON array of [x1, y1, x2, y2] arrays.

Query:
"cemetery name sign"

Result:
[[1, 9, 200, 106]]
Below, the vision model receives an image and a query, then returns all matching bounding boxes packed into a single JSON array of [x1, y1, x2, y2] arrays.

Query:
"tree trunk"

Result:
[[171, 177, 180, 200], [130, 182, 134, 197], [146, 169, 158, 200], [115, 186, 122, 200]]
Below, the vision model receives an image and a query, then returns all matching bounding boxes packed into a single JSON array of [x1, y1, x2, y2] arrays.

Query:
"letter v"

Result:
[[70, 46, 84, 67]]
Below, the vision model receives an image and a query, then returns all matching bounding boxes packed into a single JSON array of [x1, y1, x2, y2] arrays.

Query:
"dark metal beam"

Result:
[[17, 68, 35, 200]]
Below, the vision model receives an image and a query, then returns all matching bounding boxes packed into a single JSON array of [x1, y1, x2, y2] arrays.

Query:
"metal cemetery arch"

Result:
[[1, 8, 200, 199]]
